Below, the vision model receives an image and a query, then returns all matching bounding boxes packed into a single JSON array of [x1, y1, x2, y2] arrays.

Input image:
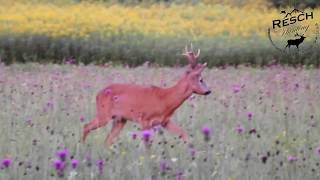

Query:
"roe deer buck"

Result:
[[81, 45, 211, 146], [286, 33, 306, 49]]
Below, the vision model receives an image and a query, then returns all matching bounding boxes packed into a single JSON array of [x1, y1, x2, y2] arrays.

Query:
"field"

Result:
[[1, 63, 320, 179], [0, 1, 319, 65]]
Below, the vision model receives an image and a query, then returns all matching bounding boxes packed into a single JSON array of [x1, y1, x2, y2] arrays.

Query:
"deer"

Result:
[[81, 45, 211, 146], [285, 33, 306, 49]]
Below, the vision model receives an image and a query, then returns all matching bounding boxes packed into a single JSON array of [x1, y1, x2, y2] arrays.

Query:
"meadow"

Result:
[[1, 63, 320, 179], [0, 1, 319, 65]]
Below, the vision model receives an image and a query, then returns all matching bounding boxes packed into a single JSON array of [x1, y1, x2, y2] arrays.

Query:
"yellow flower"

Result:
[[139, 156, 144, 161], [0, 2, 318, 39]]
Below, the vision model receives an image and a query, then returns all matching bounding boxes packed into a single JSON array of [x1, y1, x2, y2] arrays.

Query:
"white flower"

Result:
[[67, 171, 78, 180], [171, 157, 178, 162]]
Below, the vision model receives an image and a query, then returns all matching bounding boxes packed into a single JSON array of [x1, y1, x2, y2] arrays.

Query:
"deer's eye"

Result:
[[199, 78, 203, 83]]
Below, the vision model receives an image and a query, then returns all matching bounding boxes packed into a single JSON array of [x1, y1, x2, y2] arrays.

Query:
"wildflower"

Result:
[[189, 148, 196, 158], [236, 125, 245, 134], [130, 132, 138, 140], [171, 157, 178, 162], [176, 171, 183, 180], [153, 125, 162, 133], [1, 158, 11, 168], [201, 126, 212, 141], [232, 84, 241, 93], [142, 130, 153, 142], [247, 112, 253, 120], [71, 159, 78, 169], [80, 116, 85, 122], [96, 159, 104, 175], [287, 155, 298, 162], [47, 101, 53, 109], [159, 160, 168, 175], [315, 146, 320, 156], [56, 149, 68, 161], [65, 57, 76, 64], [52, 159, 64, 171], [85, 154, 92, 167]]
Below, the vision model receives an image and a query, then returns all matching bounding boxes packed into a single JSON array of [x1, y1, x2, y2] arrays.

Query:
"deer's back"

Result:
[[98, 83, 168, 122]]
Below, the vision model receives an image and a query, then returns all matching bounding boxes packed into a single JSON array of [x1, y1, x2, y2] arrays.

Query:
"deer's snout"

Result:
[[204, 90, 211, 95]]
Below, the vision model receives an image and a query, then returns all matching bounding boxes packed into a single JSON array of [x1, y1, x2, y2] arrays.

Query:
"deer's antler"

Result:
[[182, 44, 200, 69]]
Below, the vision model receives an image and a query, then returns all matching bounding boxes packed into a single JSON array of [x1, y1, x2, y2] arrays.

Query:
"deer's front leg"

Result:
[[105, 118, 127, 146], [162, 120, 188, 142]]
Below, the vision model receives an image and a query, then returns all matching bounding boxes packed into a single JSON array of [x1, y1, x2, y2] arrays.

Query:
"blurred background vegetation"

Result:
[[0, 0, 319, 66]]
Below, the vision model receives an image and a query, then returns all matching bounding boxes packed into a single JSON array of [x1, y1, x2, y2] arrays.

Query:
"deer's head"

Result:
[[295, 33, 306, 40], [182, 44, 211, 96]]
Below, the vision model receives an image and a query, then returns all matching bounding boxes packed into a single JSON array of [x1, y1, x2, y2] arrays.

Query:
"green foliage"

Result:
[[268, 0, 320, 8], [0, 33, 319, 67]]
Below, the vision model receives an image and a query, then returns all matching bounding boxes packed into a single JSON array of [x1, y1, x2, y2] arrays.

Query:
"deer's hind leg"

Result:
[[105, 117, 127, 146], [81, 116, 111, 143], [81, 93, 113, 143]]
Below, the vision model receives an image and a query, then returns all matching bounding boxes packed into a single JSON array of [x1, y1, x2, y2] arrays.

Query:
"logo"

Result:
[[268, 8, 318, 53]]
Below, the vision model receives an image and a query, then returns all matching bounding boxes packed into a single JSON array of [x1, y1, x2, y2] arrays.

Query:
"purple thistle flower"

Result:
[[201, 126, 212, 141], [56, 149, 68, 161], [96, 159, 105, 175], [189, 148, 196, 158], [46, 101, 53, 109], [315, 146, 320, 156], [52, 159, 64, 171], [152, 125, 162, 132], [130, 132, 138, 140], [232, 84, 241, 94], [236, 125, 245, 134], [287, 155, 298, 162], [176, 171, 183, 180], [80, 116, 85, 122], [71, 159, 78, 169], [65, 57, 76, 65], [85, 154, 92, 167], [247, 112, 253, 120], [201, 126, 211, 136], [142, 130, 153, 142], [1, 158, 12, 168], [160, 160, 168, 175]]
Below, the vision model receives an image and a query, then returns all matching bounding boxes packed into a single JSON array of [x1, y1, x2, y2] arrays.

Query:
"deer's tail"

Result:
[[96, 87, 114, 120]]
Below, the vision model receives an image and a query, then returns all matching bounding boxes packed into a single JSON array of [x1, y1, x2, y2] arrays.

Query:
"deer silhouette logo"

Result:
[[285, 33, 306, 49]]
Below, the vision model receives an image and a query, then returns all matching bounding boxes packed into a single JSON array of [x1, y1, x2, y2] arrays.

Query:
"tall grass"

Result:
[[0, 63, 320, 179]]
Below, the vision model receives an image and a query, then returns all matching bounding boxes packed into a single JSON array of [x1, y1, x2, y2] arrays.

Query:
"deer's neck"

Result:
[[162, 76, 192, 113]]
